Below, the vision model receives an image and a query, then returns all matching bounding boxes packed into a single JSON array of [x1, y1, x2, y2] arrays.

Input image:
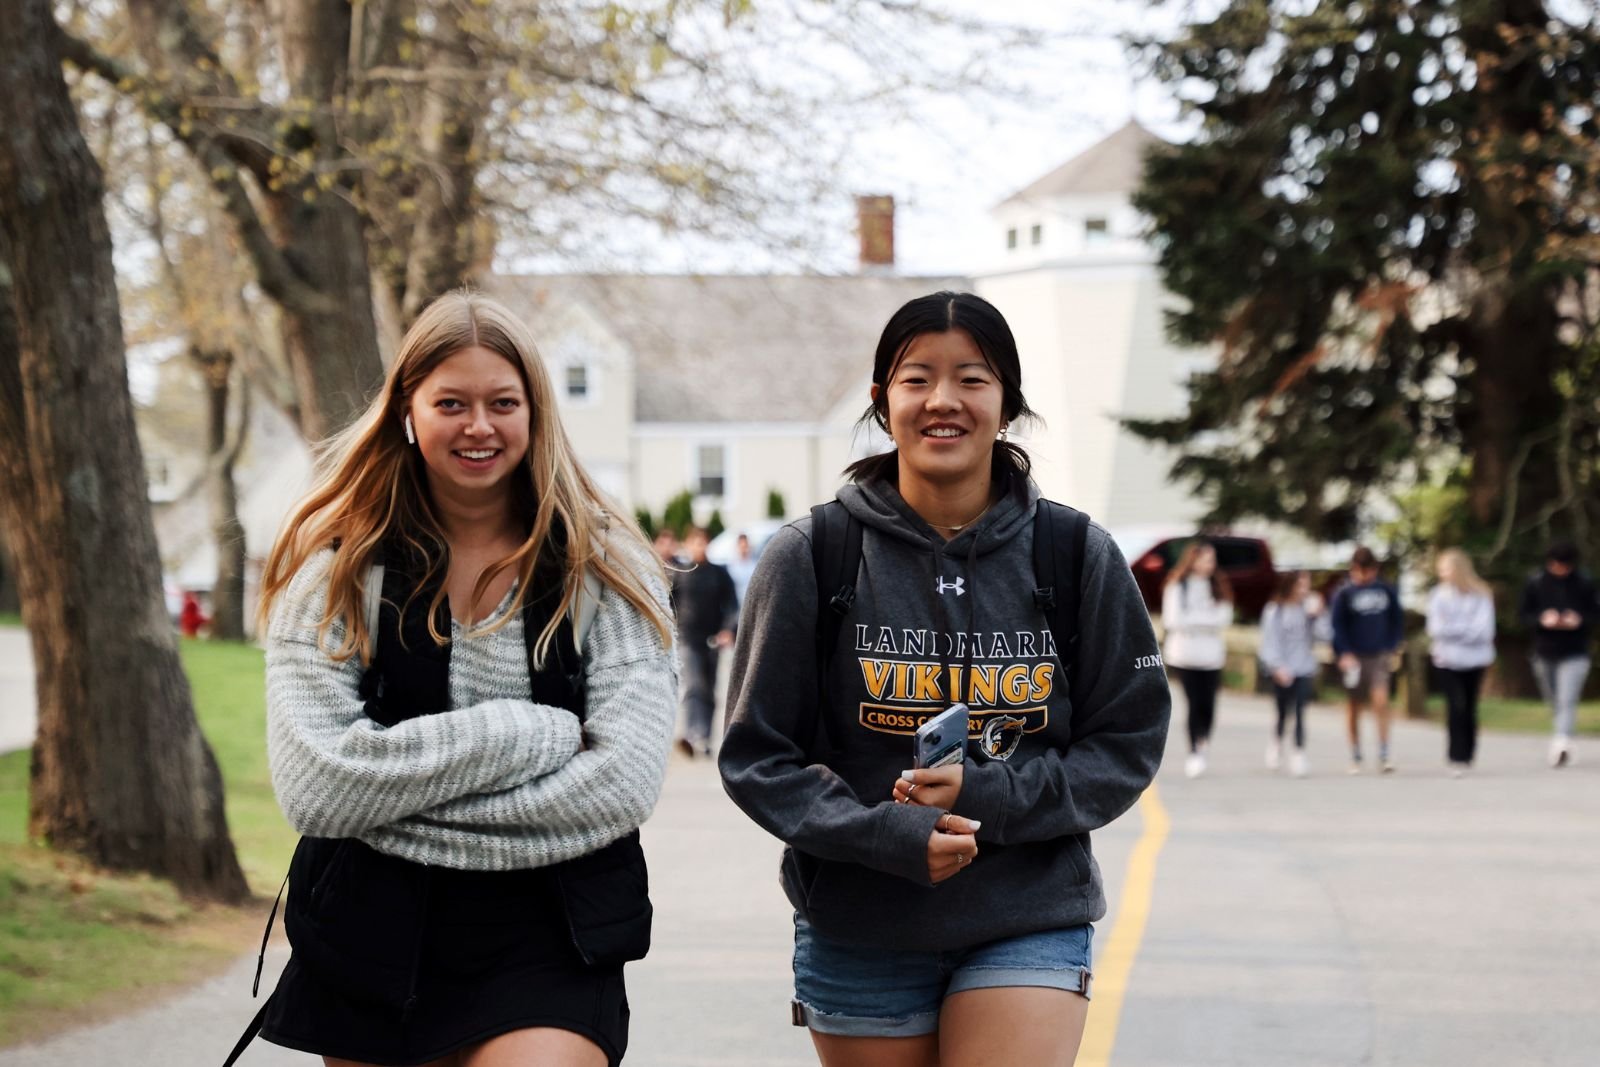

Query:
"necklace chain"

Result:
[[926, 507, 988, 531]]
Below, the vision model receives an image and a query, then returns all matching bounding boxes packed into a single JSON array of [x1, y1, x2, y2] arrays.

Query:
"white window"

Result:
[[695, 444, 726, 498], [1005, 227, 1018, 250], [1030, 223, 1043, 246], [1084, 217, 1109, 242], [564, 363, 590, 400]]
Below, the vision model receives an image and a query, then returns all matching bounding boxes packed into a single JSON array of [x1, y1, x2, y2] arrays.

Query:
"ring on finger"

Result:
[[906, 783, 917, 797]]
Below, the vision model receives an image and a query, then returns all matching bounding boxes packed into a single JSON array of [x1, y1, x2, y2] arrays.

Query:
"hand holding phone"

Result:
[[894, 763, 962, 810]]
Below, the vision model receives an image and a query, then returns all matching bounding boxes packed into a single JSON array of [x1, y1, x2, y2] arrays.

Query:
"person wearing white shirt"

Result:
[[1258, 571, 1329, 778], [1162, 540, 1235, 778], [1427, 548, 1496, 776], [726, 532, 758, 608]]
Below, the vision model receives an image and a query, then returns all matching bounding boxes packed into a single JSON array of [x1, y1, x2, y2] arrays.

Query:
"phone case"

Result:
[[913, 703, 970, 769]]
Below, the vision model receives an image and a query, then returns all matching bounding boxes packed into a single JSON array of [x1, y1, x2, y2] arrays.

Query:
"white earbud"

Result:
[[403, 414, 415, 445]]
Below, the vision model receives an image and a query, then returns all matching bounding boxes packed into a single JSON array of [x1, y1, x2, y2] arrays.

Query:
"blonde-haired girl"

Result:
[[248, 290, 676, 1067], [1427, 548, 1495, 777]]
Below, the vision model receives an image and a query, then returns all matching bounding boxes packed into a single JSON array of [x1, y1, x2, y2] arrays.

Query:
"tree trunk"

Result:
[[1461, 285, 1563, 532], [200, 352, 248, 641], [119, 0, 386, 443], [0, 0, 247, 901], [261, 186, 385, 441], [399, 6, 485, 325]]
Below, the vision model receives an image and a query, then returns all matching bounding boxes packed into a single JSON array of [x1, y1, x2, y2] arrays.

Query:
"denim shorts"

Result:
[[791, 916, 1093, 1037]]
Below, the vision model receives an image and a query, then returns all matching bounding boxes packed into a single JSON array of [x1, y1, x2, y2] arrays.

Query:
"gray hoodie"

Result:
[[718, 476, 1170, 951]]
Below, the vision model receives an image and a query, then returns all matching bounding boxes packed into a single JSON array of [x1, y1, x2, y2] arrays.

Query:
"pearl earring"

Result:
[[999, 424, 1009, 442], [404, 414, 415, 445]]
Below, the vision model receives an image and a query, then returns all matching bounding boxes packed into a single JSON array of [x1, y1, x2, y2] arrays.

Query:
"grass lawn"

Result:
[[0, 613, 20, 628], [1418, 694, 1600, 736], [0, 638, 293, 1046]]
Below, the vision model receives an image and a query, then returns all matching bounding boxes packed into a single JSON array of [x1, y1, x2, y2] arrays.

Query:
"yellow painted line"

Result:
[[1077, 784, 1171, 1067]]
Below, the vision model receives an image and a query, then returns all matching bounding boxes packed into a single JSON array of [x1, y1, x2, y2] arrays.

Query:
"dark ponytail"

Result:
[[843, 291, 1040, 484]]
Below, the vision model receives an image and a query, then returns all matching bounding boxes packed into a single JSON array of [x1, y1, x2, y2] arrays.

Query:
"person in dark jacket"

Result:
[[1519, 541, 1596, 768], [1330, 546, 1404, 774], [719, 292, 1169, 1065], [672, 526, 738, 757]]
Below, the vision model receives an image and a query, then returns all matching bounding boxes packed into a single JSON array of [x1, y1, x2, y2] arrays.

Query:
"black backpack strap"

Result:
[[220, 867, 289, 1065], [1033, 500, 1091, 684], [221, 996, 273, 1067], [807, 502, 863, 758]]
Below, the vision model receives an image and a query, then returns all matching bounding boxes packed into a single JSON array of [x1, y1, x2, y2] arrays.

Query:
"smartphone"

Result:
[[913, 703, 971, 769]]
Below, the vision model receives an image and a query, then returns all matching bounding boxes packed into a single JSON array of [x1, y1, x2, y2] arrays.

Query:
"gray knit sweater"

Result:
[[266, 547, 678, 870]]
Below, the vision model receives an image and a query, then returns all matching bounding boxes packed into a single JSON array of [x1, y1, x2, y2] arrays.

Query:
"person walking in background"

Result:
[[720, 291, 1168, 1066], [671, 526, 738, 758], [1427, 549, 1496, 777], [1520, 541, 1595, 768], [1163, 539, 1234, 779], [1331, 546, 1405, 775], [248, 291, 676, 1067], [1258, 570, 1325, 778], [653, 526, 682, 567], [726, 531, 758, 609]]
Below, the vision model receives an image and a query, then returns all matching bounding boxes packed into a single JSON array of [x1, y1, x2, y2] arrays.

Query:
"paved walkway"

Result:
[[1, 685, 1597, 1065]]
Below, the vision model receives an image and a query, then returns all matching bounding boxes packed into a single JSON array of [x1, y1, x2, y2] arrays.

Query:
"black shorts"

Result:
[[261, 840, 629, 1066]]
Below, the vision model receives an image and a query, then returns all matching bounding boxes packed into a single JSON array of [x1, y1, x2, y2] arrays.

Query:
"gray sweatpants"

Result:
[[1532, 655, 1590, 739]]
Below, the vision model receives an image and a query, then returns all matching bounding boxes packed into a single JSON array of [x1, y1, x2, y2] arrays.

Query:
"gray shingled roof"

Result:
[[485, 273, 969, 423], [999, 120, 1165, 205]]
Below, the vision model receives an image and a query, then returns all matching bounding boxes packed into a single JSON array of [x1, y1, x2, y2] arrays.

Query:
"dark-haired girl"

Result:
[[719, 291, 1170, 1066], [1162, 540, 1233, 779]]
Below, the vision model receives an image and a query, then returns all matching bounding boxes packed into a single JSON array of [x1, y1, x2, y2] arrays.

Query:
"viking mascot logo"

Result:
[[980, 714, 1027, 761]]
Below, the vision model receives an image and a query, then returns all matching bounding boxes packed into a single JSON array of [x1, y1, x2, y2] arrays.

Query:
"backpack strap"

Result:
[[220, 996, 273, 1067], [1032, 500, 1091, 685], [807, 501, 863, 758], [364, 562, 385, 658], [572, 566, 603, 654]]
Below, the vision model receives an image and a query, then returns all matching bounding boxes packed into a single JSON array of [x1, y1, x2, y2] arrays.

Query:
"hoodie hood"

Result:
[[838, 473, 1038, 557], [717, 471, 1172, 953]]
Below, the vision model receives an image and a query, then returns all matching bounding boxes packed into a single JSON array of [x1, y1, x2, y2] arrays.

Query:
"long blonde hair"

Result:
[[257, 289, 672, 664], [1437, 547, 1491, 597]]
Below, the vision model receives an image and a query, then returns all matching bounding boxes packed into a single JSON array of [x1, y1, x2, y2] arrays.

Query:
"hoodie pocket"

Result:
[[1066, 835, 1092, 885]]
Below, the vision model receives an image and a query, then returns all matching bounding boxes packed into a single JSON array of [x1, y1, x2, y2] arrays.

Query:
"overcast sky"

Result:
[[841, 0, 1187, 277], [504, 0, 1188, 279]]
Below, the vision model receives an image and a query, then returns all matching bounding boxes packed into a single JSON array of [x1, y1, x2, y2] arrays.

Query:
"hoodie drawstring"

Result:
[[929, 535, 982, 703]]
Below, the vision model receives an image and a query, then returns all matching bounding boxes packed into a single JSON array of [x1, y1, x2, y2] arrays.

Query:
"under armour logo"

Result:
[[937, 576, 965, 597]]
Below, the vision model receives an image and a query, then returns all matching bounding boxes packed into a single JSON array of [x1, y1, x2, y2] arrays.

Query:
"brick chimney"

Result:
[[856, 195, 895, 272]]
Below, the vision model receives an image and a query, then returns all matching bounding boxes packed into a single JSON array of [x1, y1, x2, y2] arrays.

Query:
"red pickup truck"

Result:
[[1113, 529, 1277, 621]]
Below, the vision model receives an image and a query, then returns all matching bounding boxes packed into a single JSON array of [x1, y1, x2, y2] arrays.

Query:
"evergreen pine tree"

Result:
[[1128, 0, 1600, 578]]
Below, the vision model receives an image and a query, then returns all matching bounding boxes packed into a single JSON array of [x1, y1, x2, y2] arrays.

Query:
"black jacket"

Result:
[[1520, 569, 1598, 661], [671, 560, 738, 641]]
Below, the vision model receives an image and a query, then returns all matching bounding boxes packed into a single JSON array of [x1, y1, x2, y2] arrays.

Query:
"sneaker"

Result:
[[1346, 759, 1362, 776], [1184, 752, 1207, 779], [1289, 750, 1309, 778], [1380, 757, 1396, 775], [1550, 737, 1572, 768], [1265, 740, 1283, 771], [1449, 762, 1469, 779], [675, 737, 697, 759]]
